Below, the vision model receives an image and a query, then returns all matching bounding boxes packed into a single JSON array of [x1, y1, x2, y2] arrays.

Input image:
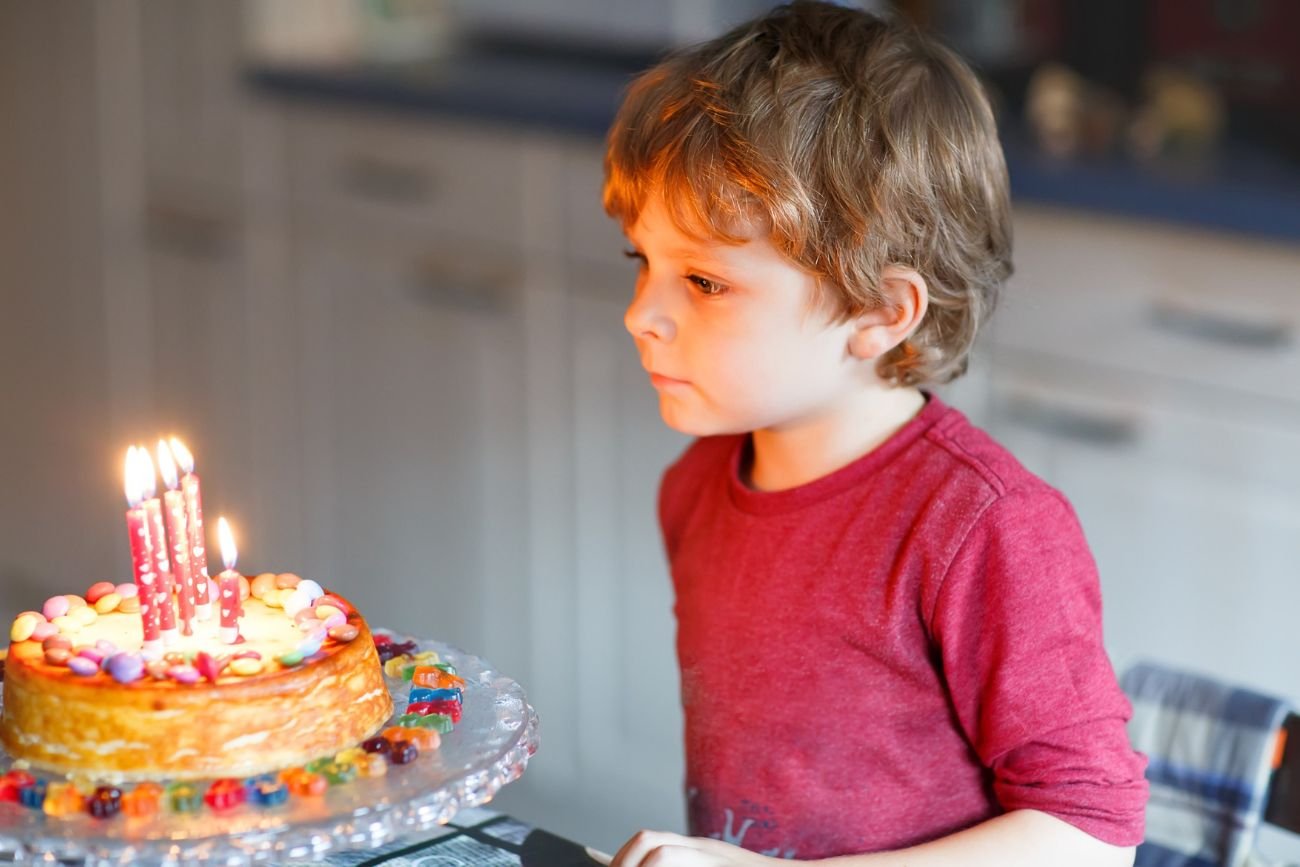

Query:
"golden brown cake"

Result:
[[1, 582, 393, 781]]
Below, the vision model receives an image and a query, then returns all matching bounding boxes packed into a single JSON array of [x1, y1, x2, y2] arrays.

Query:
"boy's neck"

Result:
[[744, 387, 927, 492]]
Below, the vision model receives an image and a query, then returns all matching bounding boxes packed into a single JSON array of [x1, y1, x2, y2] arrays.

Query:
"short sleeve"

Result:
[[929, 485, 1149, 846]]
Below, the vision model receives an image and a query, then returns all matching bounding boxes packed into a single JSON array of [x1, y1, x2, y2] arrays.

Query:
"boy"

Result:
[[602, 2, 1148, 865]]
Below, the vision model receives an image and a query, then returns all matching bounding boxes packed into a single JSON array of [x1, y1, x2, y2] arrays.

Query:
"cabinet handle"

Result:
[[145, 204, 235, 262], [1147, 299, 1294, 351], [408, 257, 517, 315], [339, 155, 435, 205], [999, 392, 1140, 447]]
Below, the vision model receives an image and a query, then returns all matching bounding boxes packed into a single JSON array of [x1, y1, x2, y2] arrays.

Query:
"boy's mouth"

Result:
[[648, 371, 690, 389]]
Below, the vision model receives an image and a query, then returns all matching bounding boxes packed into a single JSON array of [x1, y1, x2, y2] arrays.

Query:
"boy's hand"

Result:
[[611, 831, 777, 867]]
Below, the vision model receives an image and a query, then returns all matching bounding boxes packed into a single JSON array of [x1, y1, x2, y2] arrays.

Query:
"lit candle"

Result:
[[124, 447, 161, 653], [215, 517, 244, 645], [138, 447, 178, 646], [170, 437, 213, 621], [158, 440, 196, 636]]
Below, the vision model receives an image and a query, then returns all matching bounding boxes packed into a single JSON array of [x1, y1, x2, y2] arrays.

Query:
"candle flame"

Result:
[[157, 440, 179, 490], [169, 437, 194, 475], [124, 446, 143, 507], [138, 446, 157, 499], [217, 517, 238, 570]]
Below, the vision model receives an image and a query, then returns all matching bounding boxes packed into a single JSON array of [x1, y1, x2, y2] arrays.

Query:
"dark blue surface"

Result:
[[247, 50, 1300, 244]]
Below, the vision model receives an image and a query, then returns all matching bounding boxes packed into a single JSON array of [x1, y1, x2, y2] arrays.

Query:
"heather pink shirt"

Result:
[[661, 394, 1148, 857]]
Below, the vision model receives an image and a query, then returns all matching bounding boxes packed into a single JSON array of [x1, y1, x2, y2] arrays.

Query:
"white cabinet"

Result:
[[288, 225, 528, 654], [988, 207, 1300, 697]]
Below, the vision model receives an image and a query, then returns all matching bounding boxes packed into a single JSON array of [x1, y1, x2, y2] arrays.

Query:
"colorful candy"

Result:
[[43, 782, 86, 817], [50, 615, 80, 635], [204, 778, 246, 811], [166, 782, 203, 813], [328, 624, 359, 643], [229, 657, 263, 677], [281, 768, 326, 797], [362, 736, 392, 755], [10, 612, 44, 642], [167, 664, 201, 684], [29, 621, 58, 641], [246, 774, 289, 807], [86, 581, 117, 604], [88, 785, 123, 819], [412, 665, 465, 690], [407, 700, 461, 723], [277, 650, 304, 667], [93, 592, 122, 614], [115, 582, 139, 599], [388, 740, 419, 765], [122, 782, 163, 817], [19, 781, 47, 809], [43, 596, 71, 621], [408, 687, 462, 705], [396, 712, 453, 733], [67, 656, 100, 677], [44, 647, 72, 666], [106, 653, 145, 684], [250, 572, 277, 600], [195, 651, 226, 683], [70, 605, 97, 627]]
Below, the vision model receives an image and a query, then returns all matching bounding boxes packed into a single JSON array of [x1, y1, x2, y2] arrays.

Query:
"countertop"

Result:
[[247, 41, 1300, 245]]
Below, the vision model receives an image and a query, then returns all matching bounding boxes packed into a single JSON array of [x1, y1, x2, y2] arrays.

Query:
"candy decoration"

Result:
[[43, 596, 70, 621], [388, 740, 419, 765], [412, 666, 466, 690], [166, 782, 203, 813], [275, 573, 301, 590], [167, 664, 201, 684], [328, 624, 359, 643], [204, 778, 246, 811], [396, 712, 453, 733], [319, 761, 358, 785], [68, 656, 100, 677], [19, 781, 47, 809], [10, 612, 43, 642], [386, 725, 440, 752], [250, 572, 277, 600], [359, 753, 388, 777], [229, 657, 263, 677], [281, 769, 326, 797], [29, 621, 58, 642], [278, 650, 304, 667], [44, 648, 72, 666], [106, 653, 145, 684], [43, 782, 86, 817], [88, 785, 123, 819], [408, 699, 462, 724], [195, 651, 226, 683], [122, 782, 163, 817], [408, 687, 462, 705], [0, 779, 18, 804], [94, 592, 122, 614], [246, 774, 289, 807], [86, 581, 116, 604], [362, 736, 392, 755]]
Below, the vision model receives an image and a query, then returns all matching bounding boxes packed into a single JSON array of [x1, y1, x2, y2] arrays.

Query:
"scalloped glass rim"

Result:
[[0, 635, 539, 865]]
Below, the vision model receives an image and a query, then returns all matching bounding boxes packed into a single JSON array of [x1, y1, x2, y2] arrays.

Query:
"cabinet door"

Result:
[[144, 218, 254, 536], [292, 234, 526, 654], [986, 368, 1300, 697], [138, 0, 245, 193]]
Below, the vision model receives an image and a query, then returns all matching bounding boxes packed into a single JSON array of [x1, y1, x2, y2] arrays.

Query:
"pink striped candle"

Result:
[[170, 438, 213, 621], [139, 448, 178, 646], [124, 447, 161, 652], [215, 517, 244, 644], [158, 441, 196, 636]]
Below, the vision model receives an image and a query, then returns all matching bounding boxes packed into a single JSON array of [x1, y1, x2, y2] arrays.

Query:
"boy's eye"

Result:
[[688, 274, 725, 296], [622, 248, 647, 267]]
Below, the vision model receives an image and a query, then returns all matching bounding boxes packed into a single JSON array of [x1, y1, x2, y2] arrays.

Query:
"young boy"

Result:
[[601, 2, 1148, 865]]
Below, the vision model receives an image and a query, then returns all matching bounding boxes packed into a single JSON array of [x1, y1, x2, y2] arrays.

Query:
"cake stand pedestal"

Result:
[[0, 636, 539, 866]]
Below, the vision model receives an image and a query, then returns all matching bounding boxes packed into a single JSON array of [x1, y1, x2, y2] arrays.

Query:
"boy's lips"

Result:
[[648, 371, 690, 389]]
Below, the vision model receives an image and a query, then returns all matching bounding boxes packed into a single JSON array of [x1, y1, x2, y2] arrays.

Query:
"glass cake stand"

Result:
[[0, 635, 539, 866]]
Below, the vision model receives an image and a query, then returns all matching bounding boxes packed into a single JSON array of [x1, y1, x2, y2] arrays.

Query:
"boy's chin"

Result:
[[658, 405, 749, 438]]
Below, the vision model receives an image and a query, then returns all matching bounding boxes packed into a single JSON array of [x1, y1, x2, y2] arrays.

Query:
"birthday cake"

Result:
[[1, 576, 393, 781]]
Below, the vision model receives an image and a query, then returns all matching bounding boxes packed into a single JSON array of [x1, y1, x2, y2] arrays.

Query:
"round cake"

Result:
[[1, 578, 393, 782]]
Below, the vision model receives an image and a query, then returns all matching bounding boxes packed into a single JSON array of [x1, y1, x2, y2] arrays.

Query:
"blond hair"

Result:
[[604, 0, 1013, 386]]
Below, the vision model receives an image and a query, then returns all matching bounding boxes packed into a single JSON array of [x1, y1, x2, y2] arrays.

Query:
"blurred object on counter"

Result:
[[245, 0, 456, 65], [245, 0, 365, 64], [1025, 63, 1127, 159], [1128, 65, 1226, 164]]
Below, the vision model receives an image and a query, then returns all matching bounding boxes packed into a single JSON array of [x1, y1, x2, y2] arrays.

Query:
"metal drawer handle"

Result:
[[408, 257, 518, 315], [339, 156, 435, 205], [1001, 393, 1140, 447], [145, 204, 235, 262], [1148, 299, 1294, 351]]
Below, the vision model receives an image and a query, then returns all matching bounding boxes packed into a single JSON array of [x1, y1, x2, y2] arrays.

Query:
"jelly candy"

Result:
[[42, 782, 84, 817], [166, 782, 203, 813], [20, 781, 47, 809], [319, 761, 357, 786], [87, 785, 123, 819], [397, 712, 453, 733], [281, 769, 326, 797], [408, 687, 461, 705], [363, 736, 392, 755], [408, 699, 462, 724], [328, 624, 359, 643], [412, 666, 465, 690], [246, 774, 289, 807], [335, 747, 367, 768], [388, 740, 419, 765], [0, 780, 18, 803], [359, 753, 388, 777], [204, 778, 246, 811], [122, 782, 163, 817], [392, 726, 439, 752]]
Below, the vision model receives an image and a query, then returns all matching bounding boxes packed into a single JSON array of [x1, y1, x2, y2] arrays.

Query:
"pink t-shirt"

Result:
[[661, 394, 1148, 857]]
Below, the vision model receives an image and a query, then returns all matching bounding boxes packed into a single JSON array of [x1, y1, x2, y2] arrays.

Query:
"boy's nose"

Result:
[[624, 281, 676, 343]]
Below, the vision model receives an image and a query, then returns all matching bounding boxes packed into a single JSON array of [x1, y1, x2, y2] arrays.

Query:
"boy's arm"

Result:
[[611, 811, 1136, 867]]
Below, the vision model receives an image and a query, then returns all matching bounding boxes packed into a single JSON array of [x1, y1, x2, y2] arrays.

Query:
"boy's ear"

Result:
[[846, 265, 929, 361]]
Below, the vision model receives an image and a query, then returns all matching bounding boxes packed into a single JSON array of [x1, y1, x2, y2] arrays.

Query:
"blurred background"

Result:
[[1, 0, 1298, 853]]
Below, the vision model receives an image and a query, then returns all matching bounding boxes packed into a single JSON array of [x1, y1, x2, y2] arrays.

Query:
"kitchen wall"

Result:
[[2, 0, 1299, 855]]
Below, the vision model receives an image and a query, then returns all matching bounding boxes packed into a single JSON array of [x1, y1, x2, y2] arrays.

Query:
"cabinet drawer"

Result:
[[999, 207, 1300, 407], [286, 107, 526, 246]]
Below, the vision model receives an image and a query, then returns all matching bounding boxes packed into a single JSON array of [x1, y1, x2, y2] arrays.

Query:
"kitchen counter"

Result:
[[246, 40, 1300, 244]]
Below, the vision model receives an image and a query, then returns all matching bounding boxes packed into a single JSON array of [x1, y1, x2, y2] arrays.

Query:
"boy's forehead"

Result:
[[626, 194, 763, 250]]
